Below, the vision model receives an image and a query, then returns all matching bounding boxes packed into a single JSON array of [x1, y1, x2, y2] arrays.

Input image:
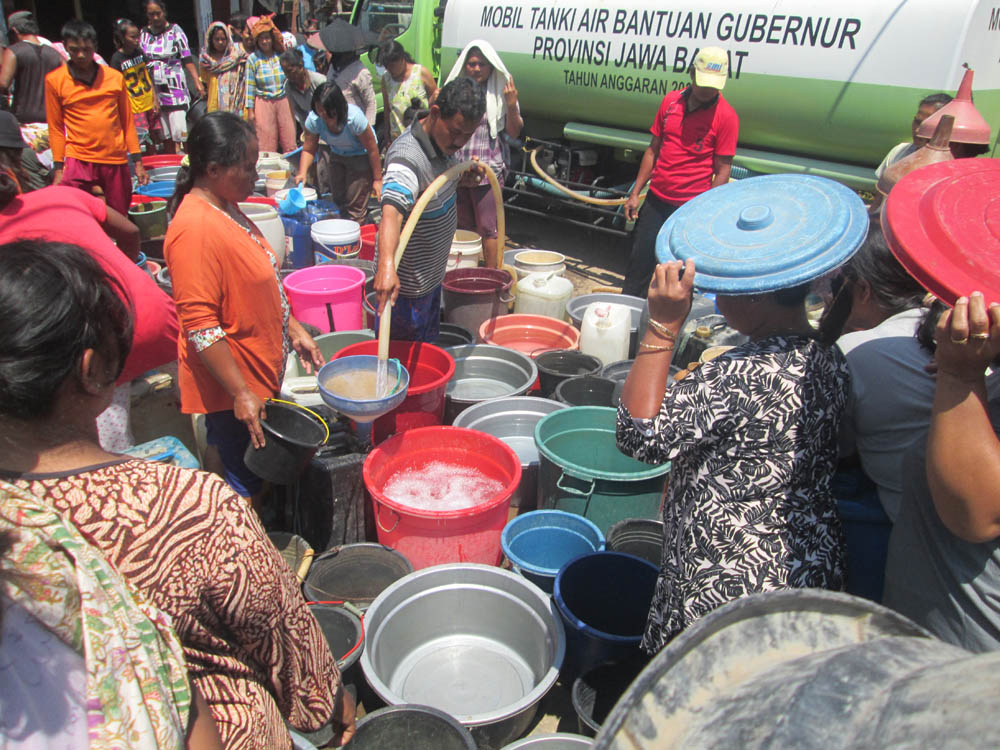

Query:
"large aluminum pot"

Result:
[[444, 344, 538, 424], [361, 564, 565, 749]]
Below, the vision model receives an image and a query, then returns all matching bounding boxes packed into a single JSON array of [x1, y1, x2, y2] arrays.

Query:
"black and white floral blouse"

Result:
[[617, 334, 849, 653]]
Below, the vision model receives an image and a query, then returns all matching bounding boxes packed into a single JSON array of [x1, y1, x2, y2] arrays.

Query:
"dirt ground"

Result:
[[131, 210, 636, 742]]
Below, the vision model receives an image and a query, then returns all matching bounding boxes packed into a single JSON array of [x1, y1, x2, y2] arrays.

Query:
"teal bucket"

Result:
[[534, 406, 669, 534]]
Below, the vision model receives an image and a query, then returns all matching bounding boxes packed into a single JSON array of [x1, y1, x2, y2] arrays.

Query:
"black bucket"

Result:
[[435, 322, 475, 348], [606, 518, 665, 567], [572, 659, 647, 737], [555, 375, 619, 408], [302, 544, 414, 610], [535, 350, 603, 398], [302, 603, 364, 747], [244, 400, 328, 485], [346, 705, 475, 749]]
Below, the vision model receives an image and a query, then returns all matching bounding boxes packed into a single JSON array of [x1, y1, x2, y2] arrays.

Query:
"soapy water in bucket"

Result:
[[382, 461, 505, 511]]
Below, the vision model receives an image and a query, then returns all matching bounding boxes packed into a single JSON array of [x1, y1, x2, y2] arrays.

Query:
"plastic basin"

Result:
[[501, 510, 605, 593], [348, 705, 475, 749], [362, 427, 522, 568], [606, 518, 665, 567], [243, 400, 328, 485], [555, 375, 620, 408], [536, 350, 603, 398], [480, 314, 580, 357], [443, 268, 515, 335], [303, 544, 414, 610], [334, 341, 454, 444]]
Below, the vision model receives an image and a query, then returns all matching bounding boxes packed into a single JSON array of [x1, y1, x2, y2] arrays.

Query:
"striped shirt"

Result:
[[380, 119, 458, 297], [454, 106, 516, 184], [246, 53, 286, 102]]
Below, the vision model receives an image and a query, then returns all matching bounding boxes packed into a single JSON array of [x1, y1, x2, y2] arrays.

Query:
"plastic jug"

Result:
[[673, 314, 747, 369], [579, 302, 631, 366], [514, 272, 573, 319]]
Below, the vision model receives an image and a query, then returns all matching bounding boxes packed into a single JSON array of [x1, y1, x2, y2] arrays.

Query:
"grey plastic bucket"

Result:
[[605, 518, 664, 567], [593, 590, 1000, 749]]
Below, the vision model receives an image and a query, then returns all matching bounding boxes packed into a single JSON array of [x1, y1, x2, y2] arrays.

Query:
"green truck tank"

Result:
[[352, 0, 1000, 190]]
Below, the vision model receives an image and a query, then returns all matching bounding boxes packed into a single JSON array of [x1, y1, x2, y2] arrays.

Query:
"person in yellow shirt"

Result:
[[111, 18, 162, 152]]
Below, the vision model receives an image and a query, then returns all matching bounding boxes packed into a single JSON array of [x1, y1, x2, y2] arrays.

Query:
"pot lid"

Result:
[[883, 158, 1000, 305], [655, 174, 868, 294]]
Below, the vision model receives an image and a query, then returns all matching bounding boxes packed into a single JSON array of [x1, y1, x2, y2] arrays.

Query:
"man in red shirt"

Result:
[[45, 20, 148, 217], [622, 47, 739, 297]]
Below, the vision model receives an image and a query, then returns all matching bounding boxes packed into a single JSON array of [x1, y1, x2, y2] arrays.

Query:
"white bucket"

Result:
[[238, 202, 287, 265], [275, 186, 318, 204], [579, 302, 631, 366], [514, 249, 566, 279], [311, 219, 361, 260], [447, 229, 483, 270], [265, 170, 290, 197], [257, 154, 291, 173], [514, 272, 574, 320]]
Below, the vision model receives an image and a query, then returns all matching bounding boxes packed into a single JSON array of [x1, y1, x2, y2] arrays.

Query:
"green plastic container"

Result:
[[534, 406, 669, 534], [128, 199, 168, 240], [286, 330, 374, 377]]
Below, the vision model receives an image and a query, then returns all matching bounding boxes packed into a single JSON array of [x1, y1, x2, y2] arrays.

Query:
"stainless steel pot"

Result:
[[444, 344, 538, 424], [361, 564, 565, 750], [452, 396, 567, 509]]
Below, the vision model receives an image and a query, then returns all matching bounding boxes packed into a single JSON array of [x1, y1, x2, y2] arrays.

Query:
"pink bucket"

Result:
[[283, 265, 365, 333]]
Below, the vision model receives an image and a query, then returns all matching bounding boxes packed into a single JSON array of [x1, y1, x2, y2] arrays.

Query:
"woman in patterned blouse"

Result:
[[0, 239, 354, 749], [618, 259, 852, 653]]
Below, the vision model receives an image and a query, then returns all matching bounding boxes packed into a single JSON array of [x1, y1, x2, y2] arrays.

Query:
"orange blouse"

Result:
[[165, 193, 288, 414]]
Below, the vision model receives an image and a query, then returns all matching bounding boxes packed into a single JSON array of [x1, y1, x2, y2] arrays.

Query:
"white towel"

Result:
[[444, 39, 511, 140]]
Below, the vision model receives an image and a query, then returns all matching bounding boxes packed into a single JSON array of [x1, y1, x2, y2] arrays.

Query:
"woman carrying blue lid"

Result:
[[617, 174, 869, 654]]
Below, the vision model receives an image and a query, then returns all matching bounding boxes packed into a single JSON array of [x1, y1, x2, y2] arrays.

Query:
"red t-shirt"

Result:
[[0, 186, 179, 383], [648, 88, 739, 205]]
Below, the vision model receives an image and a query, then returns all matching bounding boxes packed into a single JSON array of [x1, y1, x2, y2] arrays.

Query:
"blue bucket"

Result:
[[502, 510, 605, 593], [136, 181, 176, 198], [553, 551, 658, 678]]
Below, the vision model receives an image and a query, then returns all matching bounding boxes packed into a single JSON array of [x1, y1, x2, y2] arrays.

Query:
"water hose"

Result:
[[377, 160, 505, 367], [527, 146, 633, 207]]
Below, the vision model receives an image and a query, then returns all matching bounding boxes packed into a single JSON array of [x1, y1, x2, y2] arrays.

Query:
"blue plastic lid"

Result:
[[655, 174, 868, 294]]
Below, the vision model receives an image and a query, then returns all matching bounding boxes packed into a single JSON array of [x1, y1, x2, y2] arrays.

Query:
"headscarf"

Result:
[[251, 16, 284, 53], [0, 481, 191, 749], [199, 21, 248, 113], [444, 39, 511, 139]]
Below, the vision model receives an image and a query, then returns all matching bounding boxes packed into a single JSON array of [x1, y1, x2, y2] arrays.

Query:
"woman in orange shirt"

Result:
[[166, 111, 323, 503]]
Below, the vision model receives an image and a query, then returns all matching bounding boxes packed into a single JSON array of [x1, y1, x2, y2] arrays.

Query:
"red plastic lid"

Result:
[[883, 158, 1000, 305]]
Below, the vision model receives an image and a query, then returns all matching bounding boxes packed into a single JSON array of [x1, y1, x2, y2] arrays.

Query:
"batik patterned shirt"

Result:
[[617, 335, 849, 653]]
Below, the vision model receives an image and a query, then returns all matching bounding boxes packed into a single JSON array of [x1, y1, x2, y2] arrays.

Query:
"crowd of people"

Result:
[[0, 5, 999, 749]]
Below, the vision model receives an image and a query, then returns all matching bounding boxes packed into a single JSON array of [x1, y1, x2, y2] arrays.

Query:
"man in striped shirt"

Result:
[[375, 77, 485, 341]]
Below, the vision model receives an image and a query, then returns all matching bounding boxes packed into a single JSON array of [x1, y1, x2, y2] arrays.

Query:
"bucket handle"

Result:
[[556, 471, 595, 498], [499, 290, 515, 304], [375, 500, 400, 533], [267, 398, 331, 444]]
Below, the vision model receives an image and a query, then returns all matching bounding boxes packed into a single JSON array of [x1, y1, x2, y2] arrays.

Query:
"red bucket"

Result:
[[140, 154, 184, 168], [359, 223, 376, 261], [333, 340, 455, 444], [363, 426, 522, 568]]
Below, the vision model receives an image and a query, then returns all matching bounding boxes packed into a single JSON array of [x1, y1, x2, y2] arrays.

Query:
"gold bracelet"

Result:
[[647, 318, 677, 340], [639, 341, 674, 352]]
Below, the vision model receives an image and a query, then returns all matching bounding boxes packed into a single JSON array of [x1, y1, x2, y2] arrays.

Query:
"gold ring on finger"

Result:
[[971, 332, 990, 341], [952, 336, 969, 344]]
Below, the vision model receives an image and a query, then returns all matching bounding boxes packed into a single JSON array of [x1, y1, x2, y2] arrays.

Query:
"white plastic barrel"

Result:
[[265, 170, 290, 196], [311, 219, 362, 260], [579, 302, 631, 366], [514, 272, 574, 320], [238, 202, 286, 265], [447, 229, 483, 269]]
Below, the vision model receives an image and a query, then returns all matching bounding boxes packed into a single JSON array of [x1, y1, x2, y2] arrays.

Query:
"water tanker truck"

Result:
[[352, 0, 1000, 229]]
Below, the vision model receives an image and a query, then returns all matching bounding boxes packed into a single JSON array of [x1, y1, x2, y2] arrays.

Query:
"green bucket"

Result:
[[128, 199, 168, 240], [534, 406, 669, 534]]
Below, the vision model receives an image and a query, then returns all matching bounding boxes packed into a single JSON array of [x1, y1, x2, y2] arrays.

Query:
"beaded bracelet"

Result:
[[647, 318, 677, 340], [639, 341, 674, 352]]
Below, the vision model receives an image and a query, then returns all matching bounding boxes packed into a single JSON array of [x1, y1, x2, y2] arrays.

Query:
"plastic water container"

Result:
[[265, 170, 290, 196], [514, 272, 574, 319], [312, 219, 361, 261], [579, 302, 631, 366], [447, 230, 483, 270], [283, 264, 366, 333], [239, 202, 286, 266], [275, 186, 317, 206], [282, 214, 313, 269]]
